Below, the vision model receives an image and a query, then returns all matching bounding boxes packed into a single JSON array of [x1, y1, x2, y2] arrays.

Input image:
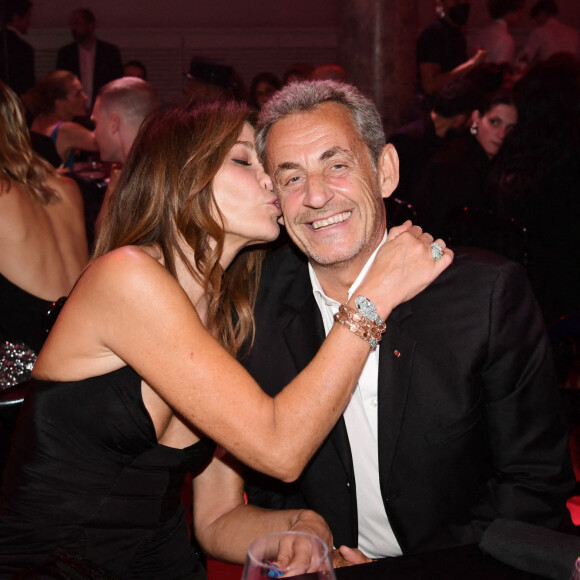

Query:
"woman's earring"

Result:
[[470, 123, 478, 136]]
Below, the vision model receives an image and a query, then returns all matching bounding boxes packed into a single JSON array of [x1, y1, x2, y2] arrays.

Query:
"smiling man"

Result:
[[242, 80, 574, 560]]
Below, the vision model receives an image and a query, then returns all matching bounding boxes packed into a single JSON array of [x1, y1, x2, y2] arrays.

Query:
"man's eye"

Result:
[[233, 159, 251, 166], [285, 176, 301, 186]]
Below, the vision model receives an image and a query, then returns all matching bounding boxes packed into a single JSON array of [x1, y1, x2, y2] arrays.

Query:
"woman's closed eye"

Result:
[[233, 158, 251, 166]]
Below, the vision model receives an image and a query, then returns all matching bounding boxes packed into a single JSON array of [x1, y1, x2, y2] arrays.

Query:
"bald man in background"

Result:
[[91, 77, 160, 237]]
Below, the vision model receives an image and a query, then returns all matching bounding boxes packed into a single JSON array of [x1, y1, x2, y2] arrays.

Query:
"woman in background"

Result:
[[24, 70, 98, 171], [0, 81, 88, 387]]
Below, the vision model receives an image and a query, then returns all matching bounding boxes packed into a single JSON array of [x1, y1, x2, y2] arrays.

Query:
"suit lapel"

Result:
[[377, 302, 415, 490], [280, 263, 354, 479]]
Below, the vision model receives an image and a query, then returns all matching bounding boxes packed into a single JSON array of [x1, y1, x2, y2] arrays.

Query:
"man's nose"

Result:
[[303, 174, 334, 208]]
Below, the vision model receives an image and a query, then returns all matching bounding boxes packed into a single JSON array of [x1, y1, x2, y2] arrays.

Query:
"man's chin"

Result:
[[303, 244, 362, 268]]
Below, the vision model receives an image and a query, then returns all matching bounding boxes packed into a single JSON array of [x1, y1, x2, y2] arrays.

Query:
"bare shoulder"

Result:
[[77, 247, 187, 311], [47, 173, 83, 208], [35, 246, 193, 379], [83, 246, 167, 285]]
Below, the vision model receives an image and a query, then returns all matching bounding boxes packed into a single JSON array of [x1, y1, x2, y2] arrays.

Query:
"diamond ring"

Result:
[[429, 242, 444, 261]]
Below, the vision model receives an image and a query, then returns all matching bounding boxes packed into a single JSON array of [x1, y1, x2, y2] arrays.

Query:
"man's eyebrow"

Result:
[[320, 146, 351, 161], [274, 162, 301, 182], [273, 146, 352, 180]]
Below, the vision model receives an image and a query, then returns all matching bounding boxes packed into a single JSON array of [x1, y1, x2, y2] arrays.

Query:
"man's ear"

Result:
[[110, 113, 120, 135], [378, 143, 399, 199]]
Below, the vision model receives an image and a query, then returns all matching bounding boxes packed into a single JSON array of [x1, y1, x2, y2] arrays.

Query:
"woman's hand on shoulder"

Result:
[[356, 220, 453, 320]]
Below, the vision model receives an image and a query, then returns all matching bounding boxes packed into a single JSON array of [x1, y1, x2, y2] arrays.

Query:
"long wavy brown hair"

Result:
[[0, 81, 57, 203], [93, 99, 265, 355]]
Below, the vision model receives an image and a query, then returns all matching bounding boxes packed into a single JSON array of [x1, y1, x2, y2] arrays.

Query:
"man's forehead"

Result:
[[274, 102, 352, 131], [266, 102, 357, 157]]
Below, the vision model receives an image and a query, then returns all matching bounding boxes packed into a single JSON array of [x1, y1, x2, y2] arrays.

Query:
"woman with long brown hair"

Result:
[[0, 97, 450, 578], [0, 81, 88, 387]]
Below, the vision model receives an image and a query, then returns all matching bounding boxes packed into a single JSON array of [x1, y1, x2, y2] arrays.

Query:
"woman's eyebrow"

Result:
[[235, 140, 254, 150]]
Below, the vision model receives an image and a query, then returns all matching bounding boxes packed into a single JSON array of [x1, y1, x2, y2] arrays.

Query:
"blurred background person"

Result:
[[248, 71, 280, 111], [0, 81, 88, 387], [411, 0, 487, 119], [310, 63, 347, 82], [23, 70, 98, 171], [282, 62, 313, 85], [487, 55, 580, 322], [0, 0, 34, 96], [477, 0, 525, 70], [517, 0, 580, 70], [91, 77, 161, 238], [388, 76, 479, 206], [184, 56, 246, 104], [414, 88, 517, 237], [56, 8, 123, 108], [123, 59, 148, 81]]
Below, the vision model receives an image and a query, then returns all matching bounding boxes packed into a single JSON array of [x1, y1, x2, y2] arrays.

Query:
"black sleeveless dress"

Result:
[[0, 273, 53, 356], [0, 274, 54, 388], [0, 365, 216, 579]]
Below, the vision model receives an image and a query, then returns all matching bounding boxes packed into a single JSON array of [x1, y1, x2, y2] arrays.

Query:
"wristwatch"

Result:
[[354, 295, 384, 326]]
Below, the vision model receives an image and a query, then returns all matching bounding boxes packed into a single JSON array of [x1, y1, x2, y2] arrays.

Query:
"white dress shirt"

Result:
[[308, 231, 403, 559]]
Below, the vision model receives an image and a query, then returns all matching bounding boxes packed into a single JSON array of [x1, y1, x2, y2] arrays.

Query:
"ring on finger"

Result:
[[429, 242, 444, 261]]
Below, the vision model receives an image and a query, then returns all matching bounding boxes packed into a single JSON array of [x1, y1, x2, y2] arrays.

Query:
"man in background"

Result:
[[0, 0, 34, 95], [477, 0, 525, 68], [388, 76, 478, 205], [57, 8, 123, 107], [518, 0, 580, 67], [91, 77, 160, 237]]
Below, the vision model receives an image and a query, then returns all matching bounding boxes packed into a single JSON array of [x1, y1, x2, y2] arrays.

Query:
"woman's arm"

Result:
[[35, 223, 452, 481], [194, 447, 332, 563], [56, 121, 98, 162]]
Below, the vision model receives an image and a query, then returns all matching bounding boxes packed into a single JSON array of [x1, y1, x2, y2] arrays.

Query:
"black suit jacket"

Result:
[[56, 39, 122, 103], [243, 244, 574, 554], [0, 29, 35, 96]]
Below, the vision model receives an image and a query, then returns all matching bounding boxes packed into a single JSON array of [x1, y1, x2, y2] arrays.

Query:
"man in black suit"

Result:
[[242, 80, 574, 560], [388, 76, 478, 207], [0, 0, 35, 96], [56, 8, 122, 107]]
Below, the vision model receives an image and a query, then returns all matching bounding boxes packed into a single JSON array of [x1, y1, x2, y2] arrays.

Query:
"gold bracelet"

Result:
[[333, 304, 387, 351]]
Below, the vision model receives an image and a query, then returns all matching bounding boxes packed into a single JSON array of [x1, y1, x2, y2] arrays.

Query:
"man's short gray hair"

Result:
[[256, 80, 385, 171]]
